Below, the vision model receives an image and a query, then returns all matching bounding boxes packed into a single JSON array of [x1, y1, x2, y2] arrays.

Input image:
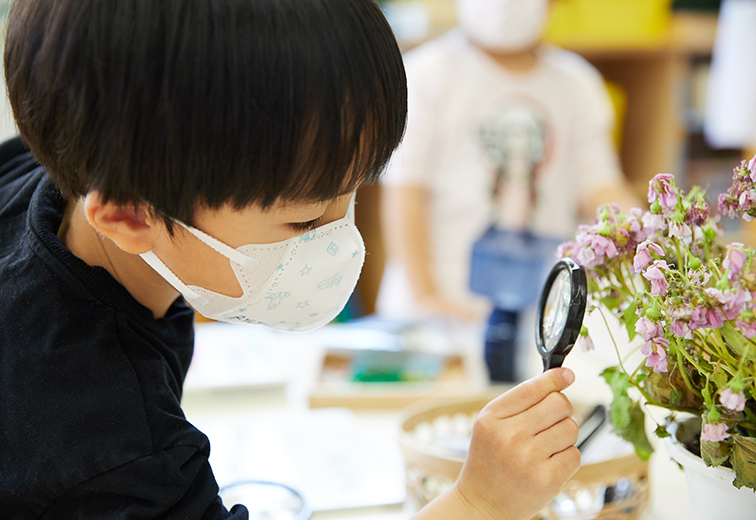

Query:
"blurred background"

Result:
[[355, 0, 736, 321]]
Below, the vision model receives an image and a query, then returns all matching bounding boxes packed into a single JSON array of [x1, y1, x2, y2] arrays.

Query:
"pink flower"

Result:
[[576, 334, 595, 353], [641, 212, 666, 232], [705, 288, 751, 321], [575, 230, 618, 268], [648, 173, 678, 213], [633, 240, 664, 273], [635, 317, 664, 341], [690, 269, 712, 286], [688, 199, 710, 227], [722, 243, 747, 281], [641, 337, 669, 372], [668, 304, 693, 320], [627, 207, 646, 242], [701, 423, 730, 442], [556, 241, 575, 260], [736, 317, 756, 338], [669, 319, 693, 339], [719, 193, 739, 219], [719, 389, 746, 412], [669, 221, 692, 245], [642, 260, 668, 296], [739, 190, 756, 212], [748, 154, 756, 182], [690, 305, 725, 330]]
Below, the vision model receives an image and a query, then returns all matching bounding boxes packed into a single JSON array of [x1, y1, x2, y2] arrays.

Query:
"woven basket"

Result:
[[398, 396, 650, 519]]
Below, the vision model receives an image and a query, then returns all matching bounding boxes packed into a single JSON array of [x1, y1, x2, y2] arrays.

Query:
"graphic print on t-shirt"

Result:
[[478, 100, 551, 230]]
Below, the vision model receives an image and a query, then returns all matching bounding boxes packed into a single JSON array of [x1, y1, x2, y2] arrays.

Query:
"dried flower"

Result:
[[648, 173, 677, 213], [719, 389, 746, 412], [722, 243, 747, 281], [641, 337, 669, 373], [642, 260, 669, 296], [701, 423, 730, 442], [634, 240, 664, 273]]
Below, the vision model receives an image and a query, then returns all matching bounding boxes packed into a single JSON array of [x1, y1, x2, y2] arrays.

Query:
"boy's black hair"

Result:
[[4, 0, 407, 228]]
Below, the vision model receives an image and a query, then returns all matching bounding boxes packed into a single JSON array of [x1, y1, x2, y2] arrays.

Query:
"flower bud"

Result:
[[703, 225, 717, 243], [650, 200, 662, 215], [689, 257, 702, 271], [597, 221, 612, 237], [707, 409, 721, 424], [645, 300, 661, 321]]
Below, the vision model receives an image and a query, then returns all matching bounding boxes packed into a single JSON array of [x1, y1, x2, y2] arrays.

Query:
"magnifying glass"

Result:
[[535, 258, 587, 371]]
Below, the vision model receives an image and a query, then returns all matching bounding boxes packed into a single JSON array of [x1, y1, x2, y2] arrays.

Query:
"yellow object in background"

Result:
[[545, 0, 674, 47], [604, 80, 627, 152]]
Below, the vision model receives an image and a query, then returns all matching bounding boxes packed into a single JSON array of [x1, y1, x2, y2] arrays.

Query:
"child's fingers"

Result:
[[518, 390, 575, 436], [544, 445, 582, 489], [485, 368, 575, 419], [535, 416, 580, 457]]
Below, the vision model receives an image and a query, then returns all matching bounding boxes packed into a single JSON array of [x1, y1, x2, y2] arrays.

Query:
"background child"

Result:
[[376, 0, 638, 382], [0, 0, 578, 518]]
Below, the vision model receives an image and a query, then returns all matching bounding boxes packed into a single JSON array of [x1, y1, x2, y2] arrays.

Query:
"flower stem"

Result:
[[674, 338, 703, 399], [598, 306, 627, 375]]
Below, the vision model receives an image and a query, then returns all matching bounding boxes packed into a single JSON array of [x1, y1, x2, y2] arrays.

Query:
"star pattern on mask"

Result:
[[300, 265, 312, 276]]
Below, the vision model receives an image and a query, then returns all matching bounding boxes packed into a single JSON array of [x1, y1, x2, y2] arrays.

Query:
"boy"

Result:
[[376, 0, 638, 382], [0, 1, 579, 519]]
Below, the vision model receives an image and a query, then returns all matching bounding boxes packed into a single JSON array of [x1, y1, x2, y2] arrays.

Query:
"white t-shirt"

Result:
[[377, 30, 622, 319]]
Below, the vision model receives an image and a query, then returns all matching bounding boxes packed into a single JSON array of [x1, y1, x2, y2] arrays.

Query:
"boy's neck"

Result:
[[472, 42, 541, 74], [57, 199, 179, 319]]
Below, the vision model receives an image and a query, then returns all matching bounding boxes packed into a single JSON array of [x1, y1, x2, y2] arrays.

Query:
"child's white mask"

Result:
[[456, 0, 549, 52], [140, 197, 365, 332]]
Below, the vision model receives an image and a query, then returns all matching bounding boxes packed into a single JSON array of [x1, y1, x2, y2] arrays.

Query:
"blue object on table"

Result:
[[469, 227, 562, 311], [470, 227, 562, 382]]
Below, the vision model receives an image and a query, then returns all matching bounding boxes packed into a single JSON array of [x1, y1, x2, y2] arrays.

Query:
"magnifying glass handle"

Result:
[[543, 354, 566, 372]]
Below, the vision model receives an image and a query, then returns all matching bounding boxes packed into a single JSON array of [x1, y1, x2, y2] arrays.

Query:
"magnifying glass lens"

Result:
[[542, 269, 571, 352]]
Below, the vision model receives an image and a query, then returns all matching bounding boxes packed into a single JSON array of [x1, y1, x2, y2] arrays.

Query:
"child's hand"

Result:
[[454, 368, 580, 520]]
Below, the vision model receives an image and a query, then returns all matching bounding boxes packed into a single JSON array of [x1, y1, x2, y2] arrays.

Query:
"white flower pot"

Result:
[[665, 424, 756, 520]]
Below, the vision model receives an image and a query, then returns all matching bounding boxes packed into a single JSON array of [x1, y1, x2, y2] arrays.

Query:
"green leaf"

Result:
[[701, 439, 733, 468], [623, 303, 639, 342], [654, 424, 671, 438], [668, 388, 682, 408], [731, 434, 756, 491], [721, 322, 756, 362], [611, 395, 632, 429], [600, 366, 654, 461], [600, 294, 621, 311], [710, 364, 728, 391], [624, 401, 654, 461]]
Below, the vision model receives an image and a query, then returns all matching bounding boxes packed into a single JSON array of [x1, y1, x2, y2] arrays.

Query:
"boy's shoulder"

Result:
[[0, 136, 42, 204], [402, 29, 471, 73], [538, 45, 606, 90]]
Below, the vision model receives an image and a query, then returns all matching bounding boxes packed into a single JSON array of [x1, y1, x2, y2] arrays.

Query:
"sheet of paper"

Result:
[[184, 322, 288, 394], [193, 408, 407, 513]]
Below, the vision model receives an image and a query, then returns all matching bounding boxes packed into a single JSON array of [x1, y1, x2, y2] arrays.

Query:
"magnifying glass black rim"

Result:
[[536, 257, 587, 370]]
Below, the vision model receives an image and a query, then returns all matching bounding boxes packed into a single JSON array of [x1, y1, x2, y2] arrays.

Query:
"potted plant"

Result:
[[557, 159, 756, 516]]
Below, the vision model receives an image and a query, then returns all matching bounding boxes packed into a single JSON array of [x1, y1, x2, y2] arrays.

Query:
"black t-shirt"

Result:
[[0, 138, 248, 519]]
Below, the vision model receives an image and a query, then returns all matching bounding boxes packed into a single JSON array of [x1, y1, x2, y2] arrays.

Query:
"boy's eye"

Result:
[[289, 217, 323, 232]]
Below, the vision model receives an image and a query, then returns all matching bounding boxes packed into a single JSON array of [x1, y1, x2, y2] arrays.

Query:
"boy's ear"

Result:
[[84, 192, 163, 255]]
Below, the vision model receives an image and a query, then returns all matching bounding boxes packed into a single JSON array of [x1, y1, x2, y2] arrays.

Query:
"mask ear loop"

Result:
[[140, 250, 203, 301], [346, 192, 357, 222], [176, 221, 259, 269]]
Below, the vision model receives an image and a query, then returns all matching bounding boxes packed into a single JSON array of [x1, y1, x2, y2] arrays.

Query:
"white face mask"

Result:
[[456, 0, 549, 52], [140, 197, 365, 332]]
